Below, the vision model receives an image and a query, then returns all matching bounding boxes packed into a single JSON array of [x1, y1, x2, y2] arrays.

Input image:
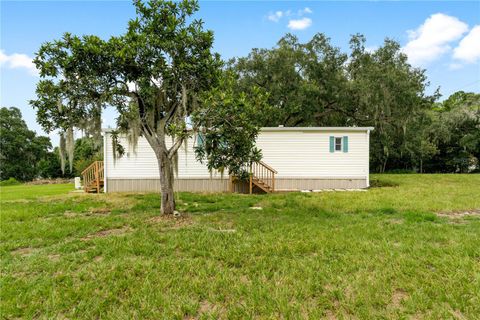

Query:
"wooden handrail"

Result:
[[81, 161, 98, 175], [82, 161, 104, 193], [258, 161, 278, 174], [249, 161, 276, 194]]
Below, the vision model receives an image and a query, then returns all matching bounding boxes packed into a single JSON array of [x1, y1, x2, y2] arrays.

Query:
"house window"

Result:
[[335, 137, 343, 151], [329, 135, 348, 153]]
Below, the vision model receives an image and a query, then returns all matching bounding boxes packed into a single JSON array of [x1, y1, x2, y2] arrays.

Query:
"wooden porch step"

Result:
[[85, 180, 104, 193], [232, 161, 277, 194], [252, 178, 273, 193]]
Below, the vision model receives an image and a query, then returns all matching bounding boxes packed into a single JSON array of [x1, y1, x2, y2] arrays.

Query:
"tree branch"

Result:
[[168, 136, 185, 159]]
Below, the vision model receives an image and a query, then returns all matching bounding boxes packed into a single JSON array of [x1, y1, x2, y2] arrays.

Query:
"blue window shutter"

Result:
[[329, 136, 335, 153], [343, 136, 349, 153], [197, 133, 205, 147]]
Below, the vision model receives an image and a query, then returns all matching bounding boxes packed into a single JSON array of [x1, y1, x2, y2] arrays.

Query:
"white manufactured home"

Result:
[[94, 127, 373, 194]]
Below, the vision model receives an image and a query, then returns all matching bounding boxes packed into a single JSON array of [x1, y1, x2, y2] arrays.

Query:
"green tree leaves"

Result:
[[29, 0, 230, 214], [193, 72, 267, 178], [230, 33, 477, 173], [427, 91, 480, 172], [0, 107, 55, 181]]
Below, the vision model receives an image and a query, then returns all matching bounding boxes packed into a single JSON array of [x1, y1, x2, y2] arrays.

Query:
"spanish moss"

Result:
[[59, 132, 67, 175], [66, 127, 74, 173]]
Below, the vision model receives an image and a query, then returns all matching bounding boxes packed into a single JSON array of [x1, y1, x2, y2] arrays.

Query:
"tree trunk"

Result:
[[142, 128, 177, 215], [157, 151, 175, 215]]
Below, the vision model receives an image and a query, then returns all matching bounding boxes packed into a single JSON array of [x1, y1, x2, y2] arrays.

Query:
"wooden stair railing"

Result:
[[81, 161, 104, 193], [249, 161, 277, 194]]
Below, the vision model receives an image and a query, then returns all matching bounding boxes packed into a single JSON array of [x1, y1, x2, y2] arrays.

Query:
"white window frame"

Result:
[[334, 137, 343, 152]]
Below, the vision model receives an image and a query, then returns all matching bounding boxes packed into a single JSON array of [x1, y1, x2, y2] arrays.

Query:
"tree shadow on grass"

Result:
[[369, 178, 400, 188]]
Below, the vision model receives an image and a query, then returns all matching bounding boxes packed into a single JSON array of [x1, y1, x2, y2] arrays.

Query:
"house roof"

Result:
[[261, 127, 374, 132], [103, 126, 374, 133]]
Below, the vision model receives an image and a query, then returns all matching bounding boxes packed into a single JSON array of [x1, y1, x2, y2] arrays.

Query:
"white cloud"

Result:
[[402, 13, 468, 66], [0, 49, 38, 76], [453, 25, 480, 64], [267, 7, 312, 24], [267, 11, 284, 22], [287, 17, 312, 31], [298, 7, 313, 15]]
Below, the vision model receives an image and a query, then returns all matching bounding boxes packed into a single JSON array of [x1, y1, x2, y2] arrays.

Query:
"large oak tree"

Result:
[[31, 0, 222, 214], [32, 0, 265, 214]]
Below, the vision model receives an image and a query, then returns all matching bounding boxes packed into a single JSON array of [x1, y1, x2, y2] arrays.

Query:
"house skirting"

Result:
[[105, 177, 368, 193], [274, 178, 367, 190]]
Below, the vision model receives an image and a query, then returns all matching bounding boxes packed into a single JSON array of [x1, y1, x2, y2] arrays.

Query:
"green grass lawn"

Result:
[[1, 174, 479, 319], [0, 183, 74, 201]]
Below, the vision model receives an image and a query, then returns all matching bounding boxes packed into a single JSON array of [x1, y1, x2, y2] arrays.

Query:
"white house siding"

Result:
[[104, 133, 220, 179], [104, 128, 371, 193], [257, 130, 368, 178], [104, 132, 227, 193]]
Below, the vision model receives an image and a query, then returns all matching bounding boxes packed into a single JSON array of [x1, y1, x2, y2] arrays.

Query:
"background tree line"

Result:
[[0, 107, 102, 182], [228, 33, 479, 173], [1, 32, 478, 183]]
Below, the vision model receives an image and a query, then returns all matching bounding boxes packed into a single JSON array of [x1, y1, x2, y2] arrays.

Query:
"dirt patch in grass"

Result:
[[64, 210, 78, 218], [239, 275, 250, 284], [48, 254, 61, 261], [147, 214, 195, 230], [63, 207, 112, 218], [391, 289, 408, 308], [183, 300, 224, 319], [11, 247, 37, 256], [324, 310, 338, 320], [81, 226, 132, 241], [325, 298, 341, 320], [436, 209, 480, 219], [388, 218, 404, 225], [103, 194, 138, 210], [199, 300, 215, 314], [2, 199, 31, 204], [49, 193, 137, 213], [88, 207, 111, 215], [323, 283, 335, 291], [197, 300, 225, 317], [208, 228, 236, 233], [321, 284, 341, 318], [206, 221, 237, 233], [449, 309, 466, 319]]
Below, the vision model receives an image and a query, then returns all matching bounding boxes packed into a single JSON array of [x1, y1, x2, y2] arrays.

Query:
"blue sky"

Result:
[[1, 0, 479, 143]]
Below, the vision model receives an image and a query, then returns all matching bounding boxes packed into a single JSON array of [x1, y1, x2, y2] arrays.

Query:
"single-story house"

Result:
[[99, 127, 373, 193]]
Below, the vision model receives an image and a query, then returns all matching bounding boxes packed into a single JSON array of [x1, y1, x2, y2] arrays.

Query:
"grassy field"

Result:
[[0, 183, 74, 201], [1, 174, 479, 319]]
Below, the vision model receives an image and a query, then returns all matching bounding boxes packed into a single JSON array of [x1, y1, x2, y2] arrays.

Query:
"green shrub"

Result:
[[0, 177, 21, 186], [369, 178, 399, 188]]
